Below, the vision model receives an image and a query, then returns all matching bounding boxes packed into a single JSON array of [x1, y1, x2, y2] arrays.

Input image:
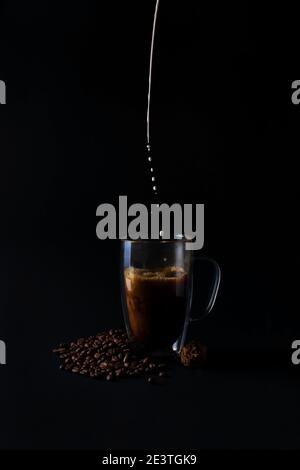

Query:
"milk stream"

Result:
[[146, 0, 161, 197]]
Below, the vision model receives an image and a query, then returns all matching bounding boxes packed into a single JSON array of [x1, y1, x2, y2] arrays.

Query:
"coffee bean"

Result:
[[53, 347, 67, 354], [53, 329, 170, 383], [60, 352, 71, 359], [123, 354, 129, 363]]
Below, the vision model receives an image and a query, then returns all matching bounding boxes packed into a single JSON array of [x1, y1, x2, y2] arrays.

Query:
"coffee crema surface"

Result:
[[124, 266, 188, 350]]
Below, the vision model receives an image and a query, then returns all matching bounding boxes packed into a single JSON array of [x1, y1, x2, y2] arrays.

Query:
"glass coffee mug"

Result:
[[121, 240, 221, 354]]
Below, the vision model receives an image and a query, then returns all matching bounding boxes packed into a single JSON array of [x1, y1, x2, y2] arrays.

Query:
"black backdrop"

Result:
[[0, 0, 300, 450]]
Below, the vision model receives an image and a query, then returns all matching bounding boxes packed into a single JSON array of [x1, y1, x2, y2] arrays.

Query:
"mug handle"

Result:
[[173, 257, 221, 353], [190, 257, 221, 321]]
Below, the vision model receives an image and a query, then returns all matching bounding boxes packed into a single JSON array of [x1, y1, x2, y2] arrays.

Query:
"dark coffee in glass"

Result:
[[121, 240, 221, 354], [124, 266, 188, 350]]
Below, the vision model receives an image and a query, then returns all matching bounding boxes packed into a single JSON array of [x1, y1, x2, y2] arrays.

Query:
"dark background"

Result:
[[0, 0, 300, 449]]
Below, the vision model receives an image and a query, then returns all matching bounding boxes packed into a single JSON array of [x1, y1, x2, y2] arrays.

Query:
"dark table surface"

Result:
[[1, 240, 299, 450], [2, 351, 300, 449]]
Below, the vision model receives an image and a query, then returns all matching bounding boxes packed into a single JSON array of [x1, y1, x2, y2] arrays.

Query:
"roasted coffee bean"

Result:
[[59, 352, 71, 359], [53, 329, 170, 382], [123, 354, 129, 363], [53, 347, 67, 354]]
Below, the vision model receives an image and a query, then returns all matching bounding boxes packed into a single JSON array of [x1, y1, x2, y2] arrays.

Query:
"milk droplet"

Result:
[[146, 0, 161, 198]]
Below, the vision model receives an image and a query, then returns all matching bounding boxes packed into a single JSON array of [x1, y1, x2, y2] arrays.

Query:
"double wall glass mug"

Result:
[[121, 240, 221, 354]]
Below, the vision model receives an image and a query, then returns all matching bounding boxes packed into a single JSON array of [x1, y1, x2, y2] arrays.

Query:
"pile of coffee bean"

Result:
[[53, 329, 168, 383]]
